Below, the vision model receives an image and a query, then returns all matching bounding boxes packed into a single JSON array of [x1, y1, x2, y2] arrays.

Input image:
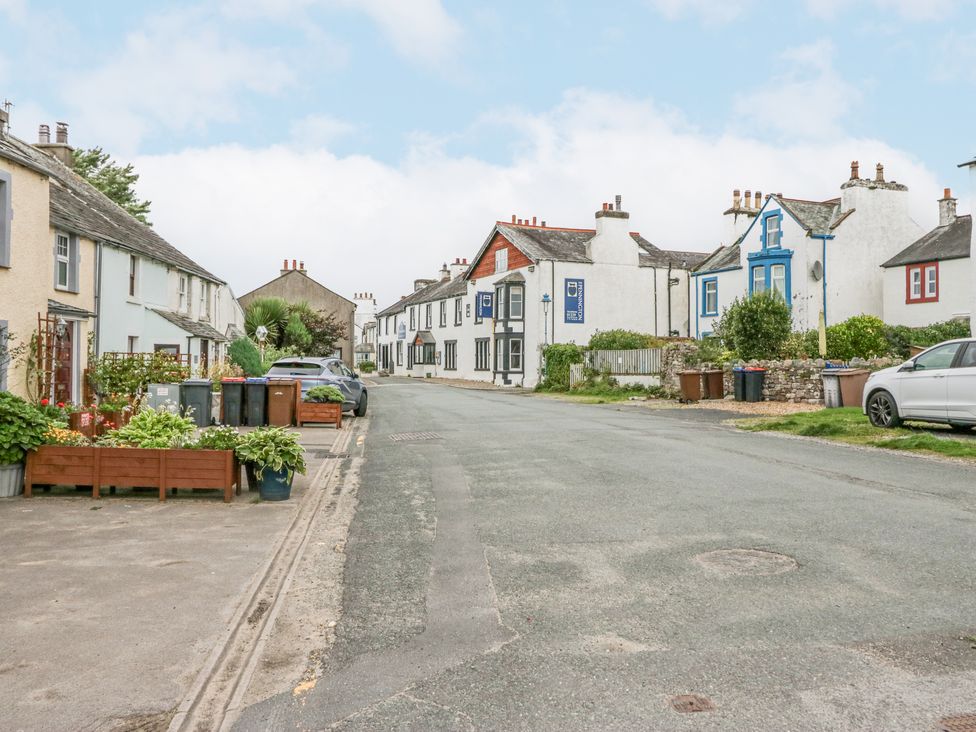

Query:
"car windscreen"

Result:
[[267, 362, 323, 374]]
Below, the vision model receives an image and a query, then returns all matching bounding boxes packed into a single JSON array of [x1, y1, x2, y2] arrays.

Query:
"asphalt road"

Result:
[[237, 381, 976, 731]]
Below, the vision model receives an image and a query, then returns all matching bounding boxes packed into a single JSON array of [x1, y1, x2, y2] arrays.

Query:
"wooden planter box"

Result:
[[25, 446, 241, 502], [296, 401, 342, 428], [67, 411, 97, 439]]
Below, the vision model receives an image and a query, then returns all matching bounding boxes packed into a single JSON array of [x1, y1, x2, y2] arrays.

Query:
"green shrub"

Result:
[[884, 320, 971, 359], [106, 406, 196, 448], [244, 297, 290, 344], [282, 312, 312, 353], [235, 426, 307, 479], [359, 361, 376, 373], [539, 343, 585, 390], [588, 330, 663, 351], [717, 292, 792, 360], [0, 392, 50, 464], [685, 336, 730, 365], [228, 338, 264, 377], [823, 315, 888, 360], [90, 352, 190, 396], [781, 330, 821, 359], [304, 385, 345, 403], [193, 425, 242, 451]]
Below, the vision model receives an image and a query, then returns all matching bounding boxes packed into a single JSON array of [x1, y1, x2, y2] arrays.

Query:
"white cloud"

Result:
[[805, 0, 957, 20], [132, 88, 941, 310], [733, 40, 861, 139], [59, 8, 295, 154], [645, 0, 754, 23], [340, 0, 462, 64], [0, 0, 26, 22], [289, 113, 356, 146]]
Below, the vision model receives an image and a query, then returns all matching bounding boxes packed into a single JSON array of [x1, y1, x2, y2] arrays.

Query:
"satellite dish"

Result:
[[810, 260, 823, 281]]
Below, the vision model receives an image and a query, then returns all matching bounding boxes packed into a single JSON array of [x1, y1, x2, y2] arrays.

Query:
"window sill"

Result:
[[906, 297, 939, 304], [701, 311, 718, 318]]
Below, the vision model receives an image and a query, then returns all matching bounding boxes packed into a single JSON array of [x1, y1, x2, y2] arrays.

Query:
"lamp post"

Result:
[[541, 293, 551, 345], [255, 325, 268, 362]]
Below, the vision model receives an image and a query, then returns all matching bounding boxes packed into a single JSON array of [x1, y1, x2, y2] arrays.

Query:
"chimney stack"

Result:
[[851, 161, 859, 180], [615, 194, 622, 211], [38, 124, 50, 144], [440, 262, 450, 281], [34, 120, 74, 166], [875, 163, 884, 182], [938, 188, 958, 227]]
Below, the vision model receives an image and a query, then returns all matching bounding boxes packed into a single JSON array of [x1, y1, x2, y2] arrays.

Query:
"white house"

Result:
[[375, 198, 706, 387], [882, 188, 971, 326], [693, 162, 924, 336]]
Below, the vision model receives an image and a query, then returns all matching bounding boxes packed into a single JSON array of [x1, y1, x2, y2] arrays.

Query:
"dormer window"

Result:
[[764, 214, 781, 249], [494, 248, 508, 273], [54, 231, 79, 293]]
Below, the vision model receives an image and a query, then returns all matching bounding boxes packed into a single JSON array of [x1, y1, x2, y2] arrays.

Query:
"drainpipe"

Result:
[[694, 273, 699, 339], [666, 262, 672, 336], [685, 271, 691, 337], [94, 241, 103, 355], [813, 234, 834, 326], [550, 259, 556, 344]]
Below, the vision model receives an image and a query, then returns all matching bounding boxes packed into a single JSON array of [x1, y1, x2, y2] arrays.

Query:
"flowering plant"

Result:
[[43, 427, 90, 446]]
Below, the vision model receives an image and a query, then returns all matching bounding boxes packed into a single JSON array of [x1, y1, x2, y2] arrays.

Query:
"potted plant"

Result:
[[297, 385, 345, 428], [235, 427, 307, 501], [97, 394, 133, 431], [0, 392, 51, 497]]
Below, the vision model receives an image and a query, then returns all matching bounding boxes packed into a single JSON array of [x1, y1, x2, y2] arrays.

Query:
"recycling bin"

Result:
[[733, 367, 746, 401], [678, 370, 703, 402], [245, 377, 268, 426], [821, 371, 841, 408], [147, 383, 181, 411], [743, 368, 766, 402], [221, 378, 246, 426], [836, 368, 871, 408], [267, 379, 298, 427], [180, 379, 213, 428], [703, 369, 724, 400]]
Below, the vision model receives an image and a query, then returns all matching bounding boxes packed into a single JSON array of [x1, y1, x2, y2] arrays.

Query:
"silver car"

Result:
[[265, 357, 368, 416]]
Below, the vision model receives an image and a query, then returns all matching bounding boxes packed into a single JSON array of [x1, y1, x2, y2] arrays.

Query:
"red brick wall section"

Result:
[[469, 231, 534, 279]]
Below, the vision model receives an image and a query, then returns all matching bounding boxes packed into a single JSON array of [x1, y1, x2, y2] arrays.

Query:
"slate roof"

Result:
[[376, 274, 467, 318], [693, 240, 742, 274], [881, 215, 972, 268], [47, 299, 96, 317], [150, 308, 227, 341], [0, 131, 222, 282], [776, 197, 846, 236]]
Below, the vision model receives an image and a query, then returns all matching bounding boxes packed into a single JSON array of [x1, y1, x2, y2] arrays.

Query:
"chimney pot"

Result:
[[744, 190, 752, 209], [463, 258, 468, 264], [517, 218, 522, 225], [511, 214, 517, 223], [38, 124, 50, 144], [875, 163, 884, 182], [541, 221, 546, 227], [282, 258, 288, 270], [299, 260, 304, 271], [755, 190, 763, 206], [851, 160, 859, 180], [55, 122, 68, 144], [943, 187, 952, 199], [732, 189, 741, 208], [532, 216, 537, 226], [292, 259, 297, 270], [615, 194, 622, 212]]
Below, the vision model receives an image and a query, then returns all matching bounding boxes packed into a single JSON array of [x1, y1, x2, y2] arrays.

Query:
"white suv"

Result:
[[863, 338, 976, 431]]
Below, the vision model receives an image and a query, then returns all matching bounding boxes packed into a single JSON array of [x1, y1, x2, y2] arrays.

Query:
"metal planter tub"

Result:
[[0, 463, 25, 498]]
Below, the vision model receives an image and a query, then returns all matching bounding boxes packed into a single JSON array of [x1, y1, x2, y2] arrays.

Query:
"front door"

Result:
[[898, 342, 962, 419], [199, 339, 209, 376], [54, 321, 73, 405], [947, 342, 976, 423]]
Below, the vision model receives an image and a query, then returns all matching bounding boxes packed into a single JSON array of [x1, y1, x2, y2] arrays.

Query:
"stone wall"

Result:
[[663, 342, 900, 403]]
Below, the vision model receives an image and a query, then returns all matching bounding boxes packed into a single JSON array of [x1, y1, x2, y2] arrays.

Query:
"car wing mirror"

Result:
[[898, 360, 915, 372]]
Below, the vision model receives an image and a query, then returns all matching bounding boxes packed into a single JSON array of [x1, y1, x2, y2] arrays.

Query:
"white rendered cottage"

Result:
[[374, 198, 706, 387], [693, 162, 924, 336], [882, 189, 971, 327]]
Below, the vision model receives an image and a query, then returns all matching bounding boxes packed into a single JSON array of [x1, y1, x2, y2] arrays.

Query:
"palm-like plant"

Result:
[[244, 297, 290, 346]]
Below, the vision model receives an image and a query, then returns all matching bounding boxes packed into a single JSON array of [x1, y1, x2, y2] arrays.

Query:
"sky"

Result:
[[1, 0, 974, 307]]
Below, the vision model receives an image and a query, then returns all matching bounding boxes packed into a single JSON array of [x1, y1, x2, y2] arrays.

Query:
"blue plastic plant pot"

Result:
[[258, 466, 293, 501]]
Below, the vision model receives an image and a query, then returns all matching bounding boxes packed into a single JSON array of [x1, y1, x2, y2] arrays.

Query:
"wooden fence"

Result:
[[569, 348, 662, 387]]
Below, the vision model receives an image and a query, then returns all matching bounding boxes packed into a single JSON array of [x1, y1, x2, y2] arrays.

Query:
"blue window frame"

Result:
[[747, 249, 793, 305], [701, 277, 718, 316], [761, 209, 783, 250]]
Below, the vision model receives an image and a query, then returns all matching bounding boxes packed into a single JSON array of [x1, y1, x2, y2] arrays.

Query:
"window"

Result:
[[913, 342, 961, 370], [0, 170, 11, 268], [127, 336, 138, 353], [179, 276, 188, 312], [510, 338, 523, 372], [439, 300, 447, 327], [200, 281, 211, 319], [958, 343, 976, 369], [154, 344, 180, 355], [509, 286, 523, 320], [701, 278, 718, 316], [423, 304, 431, 329], [396, 341, 403, 366], [128, 255, 138, 297], [764, 214, 781, 249], [752, 266, 766, 294], [474, 338, 490, 371], [494, 286, 506, 320], [770, 264, 786, 298], [906, 262, 938, 303], [408, 307, 414, 330], [444, 341, 457, 370], [495, 336, 505, 371], [454, 298, 462, 326], [55, 233, 70, 289], [495, 248, 508, 273]]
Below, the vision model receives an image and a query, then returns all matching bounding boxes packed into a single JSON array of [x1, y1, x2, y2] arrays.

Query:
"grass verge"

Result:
[[534, 384, 662, 404], [737, 407, 976, 461]]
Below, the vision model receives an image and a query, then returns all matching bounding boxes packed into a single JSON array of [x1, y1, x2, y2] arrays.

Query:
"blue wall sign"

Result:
[[397, 322, 407, 340], [476, 291, 494, 319], [564, 278, 584, 323]]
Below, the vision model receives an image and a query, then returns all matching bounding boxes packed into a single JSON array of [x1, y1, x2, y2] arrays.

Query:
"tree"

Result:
[[717, 291, 792, 360], [244, 297, 290, 345], [288, 301, 346, 357], [72, 147, 152, 224], [228, 337, 264, 377]]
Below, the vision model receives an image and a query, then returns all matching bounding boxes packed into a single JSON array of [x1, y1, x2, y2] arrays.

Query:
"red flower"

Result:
[[57, 402, 65, 408], [40, 398, 49, 406]]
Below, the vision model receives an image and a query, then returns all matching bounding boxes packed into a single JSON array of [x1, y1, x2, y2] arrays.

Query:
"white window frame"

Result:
[[770, 264, 786, 297], [409, 307, 415, 330], [765, 216, 781, 249], [495, 248, 508, 274], [925, 265, 937, 298], [509, 286, 524, 320], [55, 233, 70, 289], [454, 297, 462, 326], [179, 275, 188, 312], [425, 303, 432, 329], [752, 266, 766, 294], [703, 280, 718, 314], [439, 300, 447, 327], [910, 268, 922, 300], [129, 254, 139, 298], [510, 338, 523, 372], [495, 286, 506, 320]]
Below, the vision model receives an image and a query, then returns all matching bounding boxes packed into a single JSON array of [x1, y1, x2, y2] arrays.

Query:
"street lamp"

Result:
[[255, 325, 268, 361], [541, 293, 551, 345]]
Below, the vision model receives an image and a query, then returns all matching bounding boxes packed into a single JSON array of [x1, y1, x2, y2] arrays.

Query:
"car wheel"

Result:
[[355, 391, 368, 417], [867, 390, 901, 428], [949, 423, 975, 433]]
